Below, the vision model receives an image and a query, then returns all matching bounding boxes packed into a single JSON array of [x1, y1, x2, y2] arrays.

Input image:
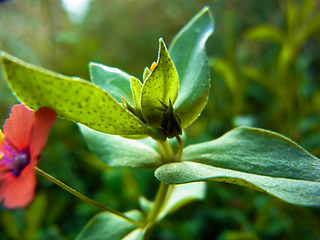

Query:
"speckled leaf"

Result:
[[169, 7, 214, 129], [89, 62, 133, 104], [141, 38, 179, 126], [1, 52, 149, 136], [130, 76, 142, 110], [76, 210, 145, 240], [79, 124, 162, 168], [156, 127, 320, 206], [88, 63, 149, 139]]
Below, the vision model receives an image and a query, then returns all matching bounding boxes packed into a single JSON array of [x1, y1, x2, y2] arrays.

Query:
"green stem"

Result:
[[156, 140, 174, 163], [175, 135, 183, 161], [36, 167, 139, 226], [144, 137, 178, 238], [147, 181, 169, 223]]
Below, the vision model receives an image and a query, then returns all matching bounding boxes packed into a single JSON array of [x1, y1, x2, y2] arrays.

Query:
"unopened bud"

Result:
[[160, 99, 182, 138]]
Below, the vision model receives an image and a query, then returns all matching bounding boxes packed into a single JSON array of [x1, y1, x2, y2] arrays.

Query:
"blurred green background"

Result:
[[1, 0, 320, 239]]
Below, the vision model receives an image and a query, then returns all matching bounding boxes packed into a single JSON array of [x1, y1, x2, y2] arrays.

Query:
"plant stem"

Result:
[[145, 137, 180, 238], [175, 135, 183, 161], [147, 181, 169, 223], [145, 135, 185, 239], [156, 140, 174, 163], [36, 167, 139, 226]]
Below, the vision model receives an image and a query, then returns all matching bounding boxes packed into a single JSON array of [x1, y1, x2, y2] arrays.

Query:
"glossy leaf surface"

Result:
[[89, 62, 133, 104], [79, 124, 162, 168], [169, 7, 214, 129], [1, 52, 149, 136], [156, 127, 320, 206]]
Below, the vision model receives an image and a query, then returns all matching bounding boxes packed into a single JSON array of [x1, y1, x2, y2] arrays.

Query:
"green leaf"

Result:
[[89, 62, 133, 104], [158, 182, 206, 220], [130, 76, 142, 110], [139, 196, 153, 215], [79, 124, 162, 168], [169, 7, 214, 129], [139, 182, 206, 221], [122, 228, 146, 240], [1, 52, 149, 136], [88, 62, 150, 139], [244, 25, 284, 44], [141, 38, 179, 126], [142, 67, 151, 81], [155, 127, 320, 206], [76, 210, 145, 240]]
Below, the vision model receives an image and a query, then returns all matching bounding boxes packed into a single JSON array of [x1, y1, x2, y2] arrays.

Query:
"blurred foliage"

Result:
[[0, 0, 320, 239]]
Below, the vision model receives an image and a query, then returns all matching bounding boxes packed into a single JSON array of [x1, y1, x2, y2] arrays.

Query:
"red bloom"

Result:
[[0, 104, 56, 209]]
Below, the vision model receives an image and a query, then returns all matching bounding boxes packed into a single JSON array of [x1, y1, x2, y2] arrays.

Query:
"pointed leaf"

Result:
[[79, 124, 162, 168], [141, 38, 179, 126], [88, 64, 149, 139], [89, 62, 134, 104], [1, 52, 149, 136], [76, 210, 145, 240], [130, 76, 142, 110], [142, 67, 151, 81], [156, 127, 320, 206], [169, 7, 214, 129], [183, 127, 320, 181]]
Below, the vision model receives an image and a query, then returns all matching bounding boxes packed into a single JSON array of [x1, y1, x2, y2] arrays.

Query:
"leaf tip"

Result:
[[0, 51, 9, 65], [201, 5, 210, 13], [159, 37, 167, 51], [88, 61, 98, 68]]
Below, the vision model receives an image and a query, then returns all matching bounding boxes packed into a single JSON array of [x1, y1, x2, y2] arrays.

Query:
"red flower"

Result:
[[0, 104, 56, 209]]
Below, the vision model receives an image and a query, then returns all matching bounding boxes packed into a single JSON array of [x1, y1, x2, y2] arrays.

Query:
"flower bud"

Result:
[[160, 99, 182, 139]]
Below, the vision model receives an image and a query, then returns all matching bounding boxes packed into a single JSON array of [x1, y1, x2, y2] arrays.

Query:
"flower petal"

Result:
[[30, 107, 56, 159], [1, 163, 36, 209], [3, 104, 34, 150], [0, 164, 11, 203]]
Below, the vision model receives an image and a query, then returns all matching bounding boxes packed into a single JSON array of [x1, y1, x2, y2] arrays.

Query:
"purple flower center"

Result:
[[12, 150, 30, 177], [2, 142, 30, 177]]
